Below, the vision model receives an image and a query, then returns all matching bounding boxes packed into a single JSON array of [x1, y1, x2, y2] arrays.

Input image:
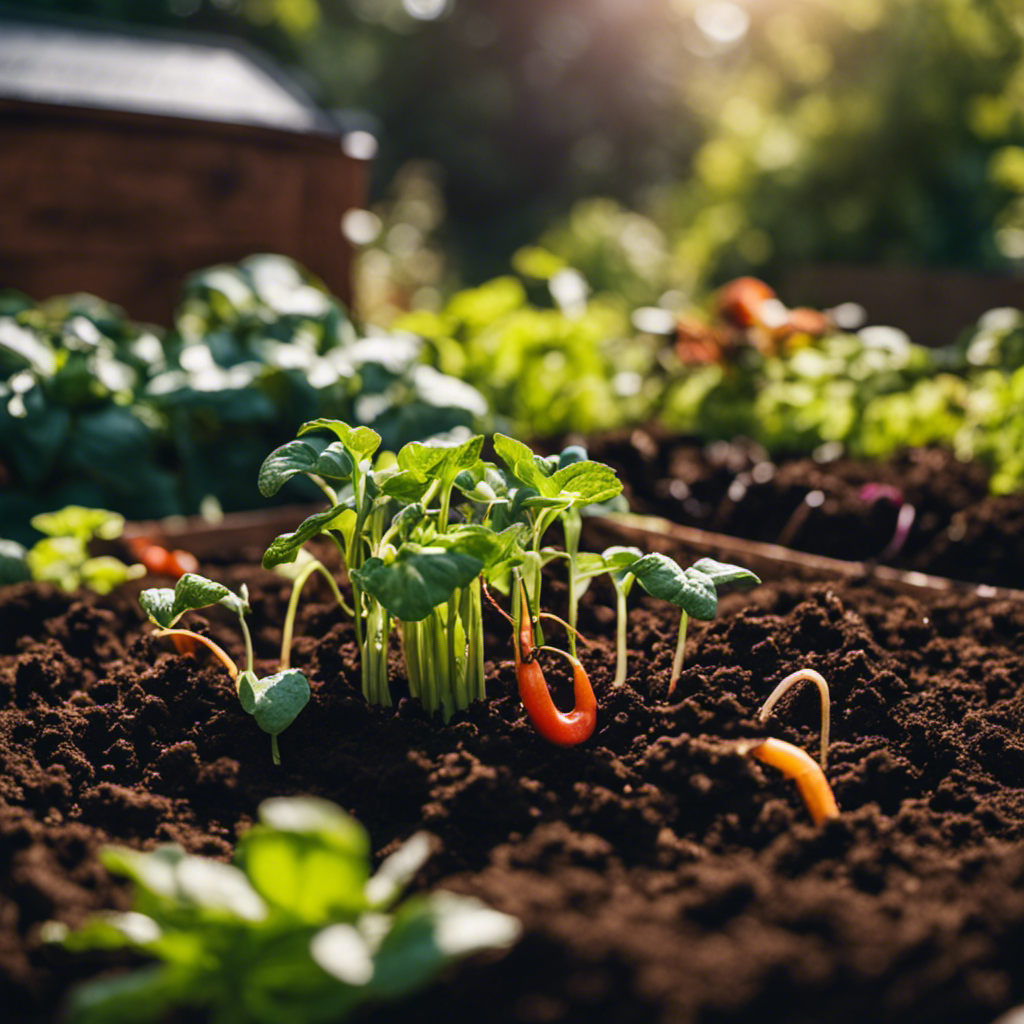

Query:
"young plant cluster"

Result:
[[253, 420, 760, 748], [47, 796, 520, 1024]]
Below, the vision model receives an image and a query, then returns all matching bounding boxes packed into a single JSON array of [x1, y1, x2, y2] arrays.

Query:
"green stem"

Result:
[[271, 733, 281, 767], [238, 614, 255, 676], [670, 610, 689, 694], [438, 481, 453, 533], [280, 560, 352, 669], [613, 585, 629, 687], [564, 509, 582, 659]]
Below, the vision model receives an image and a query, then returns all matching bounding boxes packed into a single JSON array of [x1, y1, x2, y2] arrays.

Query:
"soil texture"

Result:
[[3, 541, 1024, 1024]]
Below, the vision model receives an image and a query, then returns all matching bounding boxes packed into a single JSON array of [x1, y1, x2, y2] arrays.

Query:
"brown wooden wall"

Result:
[[0, 99, 368, 325]]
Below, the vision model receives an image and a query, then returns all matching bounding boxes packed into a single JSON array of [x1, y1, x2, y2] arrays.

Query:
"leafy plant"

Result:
[[46, 796, 521, 1024], [139, 574, 309, 765], [259, 422, 760, 744], [575, 547, 760, 692], [0, 505, 144, 594]]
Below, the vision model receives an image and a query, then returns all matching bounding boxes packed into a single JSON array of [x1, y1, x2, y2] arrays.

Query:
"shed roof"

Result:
[[0, 13, 339, 136]]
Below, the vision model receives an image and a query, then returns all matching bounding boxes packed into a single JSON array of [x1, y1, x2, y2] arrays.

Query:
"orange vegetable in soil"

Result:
[[715, 277, 777, 328], [747, 737, 839, 826], [515, 589, 597, 747]]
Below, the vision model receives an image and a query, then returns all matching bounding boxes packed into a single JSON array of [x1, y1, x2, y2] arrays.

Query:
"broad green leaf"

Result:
[[239, 798, 370, 921], [691, 558, 761, 589], [172, 574, 232, 622], [628, 554, 719, 620], [369, 893, 520, 999], [574, 545, 643, 582], [100, 845, 185, 903], [380, 469, 432, 503], [51, 912, 161, 953], [173, 856, 267, 921], [493, 433, 549, 492], [397, 435, 484, 485], [436, 524, 526, 569], [258, 440, 354, 497], [351, 545, 483, 621], [238, 669, 310, 735], [139, 587, 176, 628], [65, 963, 186, 1024], [258, 797, 369, 852], [262, 503, 354, 568], [31, 505, 125, 542], [299, 418, 381, 461], [0, 539, 31, 584], [548, 461, 623, 506], [310, 924, 374, 985]]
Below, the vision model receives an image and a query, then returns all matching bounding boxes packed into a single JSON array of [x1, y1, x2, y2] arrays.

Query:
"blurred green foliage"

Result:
[[0, 257, 486, 544]]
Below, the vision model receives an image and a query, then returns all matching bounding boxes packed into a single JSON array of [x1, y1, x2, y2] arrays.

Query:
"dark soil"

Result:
[[566, 429, 1024, 590], [3, 539, 1024, 1024]]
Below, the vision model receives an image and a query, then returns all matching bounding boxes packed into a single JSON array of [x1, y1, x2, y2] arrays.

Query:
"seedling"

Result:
[[139, 573, 309, 765], [757, 667, 832, 769], [574, 547, 760, 693], [6, 505, 145, 593], [46, 796, 521, 1024], [740, 737, 839, 826]]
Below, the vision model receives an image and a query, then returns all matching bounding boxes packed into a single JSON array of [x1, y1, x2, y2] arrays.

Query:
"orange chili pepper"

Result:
[[746, 737, 839, 826], [128, 538, 198, 578], [515, 589, 597, 747]]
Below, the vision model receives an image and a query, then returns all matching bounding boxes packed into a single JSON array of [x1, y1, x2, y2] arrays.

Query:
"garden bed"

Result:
[[4, 526, 1024, 1024], [564, 429, 1024, 590]]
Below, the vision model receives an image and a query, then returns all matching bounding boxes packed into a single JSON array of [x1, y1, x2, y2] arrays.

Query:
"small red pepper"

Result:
[[515, 588, 597, 747], [128, 538, 199, 578]]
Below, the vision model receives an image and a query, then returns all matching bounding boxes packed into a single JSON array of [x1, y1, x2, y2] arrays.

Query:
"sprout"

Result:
[[757, 668, 831, 768]]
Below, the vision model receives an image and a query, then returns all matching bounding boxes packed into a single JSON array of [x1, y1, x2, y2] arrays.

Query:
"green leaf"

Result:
[[628, 554, 719, 620], [80, 556, 145, 595], [139, 587, 176, 628], [238, 669, 310, 736], [437, 524, 526, 570], [238, 797, 371, 922], [548, 461, 623, 506], [65, 964, 187, 1024], [258, 440, 354, 497], [574, 545, 643, 582], [351, 545, 484, 621], [380, 469, 432, 503], [30, 505, 125, 542], [139, 574, 242, 628], [493, 433, 550, 493], [397, 435, 484, 486], [0, 539, 31, 584], [299, 419, 381, 462], [309, 925, 375, 985], [262, 503, 354, 568], [691, 558, 761, 589], [368, 893, 520, 1000]]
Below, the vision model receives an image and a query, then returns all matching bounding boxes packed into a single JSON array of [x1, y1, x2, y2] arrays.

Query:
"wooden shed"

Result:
[[0, 14, 371, 323]]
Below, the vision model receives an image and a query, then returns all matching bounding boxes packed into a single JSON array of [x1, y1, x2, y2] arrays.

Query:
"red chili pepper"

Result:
[[515, 589, 597, 747], [128, 538, 198, 578]]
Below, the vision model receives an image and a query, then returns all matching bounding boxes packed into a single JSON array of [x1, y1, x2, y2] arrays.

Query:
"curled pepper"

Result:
[[514, 587, 596, 747]]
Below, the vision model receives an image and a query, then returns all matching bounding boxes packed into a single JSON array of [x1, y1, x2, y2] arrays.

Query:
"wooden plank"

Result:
[[583, 512, 1024, 602]]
